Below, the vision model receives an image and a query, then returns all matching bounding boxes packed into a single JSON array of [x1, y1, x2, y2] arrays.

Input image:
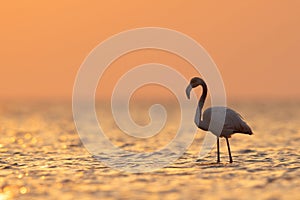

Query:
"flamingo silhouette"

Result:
[[186, 77, 253, 163]]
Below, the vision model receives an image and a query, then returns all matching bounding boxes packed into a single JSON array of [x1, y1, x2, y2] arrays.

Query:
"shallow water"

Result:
[[0, 101, 300, 199]]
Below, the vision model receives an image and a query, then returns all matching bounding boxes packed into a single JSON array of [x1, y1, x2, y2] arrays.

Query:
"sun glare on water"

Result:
[[0, 193, 11, 200]]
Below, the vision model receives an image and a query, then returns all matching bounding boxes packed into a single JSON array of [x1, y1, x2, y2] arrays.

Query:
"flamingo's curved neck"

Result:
[[195, 81, 208, 130], [198, 81, 207, 110]]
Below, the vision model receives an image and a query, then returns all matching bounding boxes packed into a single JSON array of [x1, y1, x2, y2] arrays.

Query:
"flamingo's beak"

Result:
[[185, 84, 192, 99]]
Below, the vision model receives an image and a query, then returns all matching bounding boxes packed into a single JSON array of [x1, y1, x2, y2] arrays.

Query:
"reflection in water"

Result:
[[0, 101, 299, 199]]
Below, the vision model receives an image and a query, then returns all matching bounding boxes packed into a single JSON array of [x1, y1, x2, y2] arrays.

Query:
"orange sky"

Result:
[[0, 1, 299, 101]]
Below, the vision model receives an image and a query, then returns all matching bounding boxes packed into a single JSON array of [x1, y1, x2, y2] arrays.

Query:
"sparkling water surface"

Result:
[[0, 101, 299, 200]]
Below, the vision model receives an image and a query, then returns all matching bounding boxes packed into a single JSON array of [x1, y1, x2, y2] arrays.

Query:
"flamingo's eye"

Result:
[[190, 80, 198, 87]]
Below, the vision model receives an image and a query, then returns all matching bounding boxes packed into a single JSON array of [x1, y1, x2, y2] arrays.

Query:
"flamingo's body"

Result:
[[186, 77, 253, 163]]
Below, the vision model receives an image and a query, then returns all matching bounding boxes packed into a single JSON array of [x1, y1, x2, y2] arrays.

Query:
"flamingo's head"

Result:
[[186, 77, 203, 99]]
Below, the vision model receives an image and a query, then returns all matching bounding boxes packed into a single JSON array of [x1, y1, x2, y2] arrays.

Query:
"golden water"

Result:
[[0, 101, 299, 199]]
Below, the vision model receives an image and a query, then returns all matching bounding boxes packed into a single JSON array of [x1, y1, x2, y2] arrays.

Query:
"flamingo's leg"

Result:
[[225, 137, 233, 163], [217, 137, 220, 163]]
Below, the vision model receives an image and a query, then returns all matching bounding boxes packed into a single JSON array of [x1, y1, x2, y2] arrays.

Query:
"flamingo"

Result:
[[186, 77, 253, 163]]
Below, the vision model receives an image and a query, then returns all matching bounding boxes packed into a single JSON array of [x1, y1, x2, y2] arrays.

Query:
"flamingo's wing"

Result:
[[223, 108, 252, 134], [203, 107, 252, 135]]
